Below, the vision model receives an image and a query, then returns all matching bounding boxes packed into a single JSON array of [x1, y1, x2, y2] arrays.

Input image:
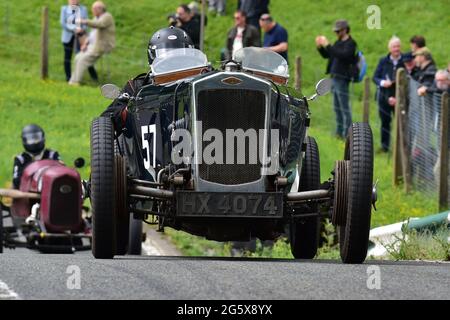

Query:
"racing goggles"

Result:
[[23, 132, 44, 145]]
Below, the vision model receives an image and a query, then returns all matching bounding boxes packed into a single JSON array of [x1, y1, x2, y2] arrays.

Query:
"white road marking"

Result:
[[0, 280, 20, 300]]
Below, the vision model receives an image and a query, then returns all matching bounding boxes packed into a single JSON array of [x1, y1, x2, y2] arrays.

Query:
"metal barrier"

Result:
[[394, 68, 449, 210]]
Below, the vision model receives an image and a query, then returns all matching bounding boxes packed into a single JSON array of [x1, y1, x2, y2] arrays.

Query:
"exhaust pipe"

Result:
[[128, 185, 174, 199], [129, 185, 329, 202], [287, 189, 330, 202], [0, 188, 40, 200]]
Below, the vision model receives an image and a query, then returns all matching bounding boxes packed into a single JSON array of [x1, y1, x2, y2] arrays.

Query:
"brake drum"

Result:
[[332, 160, 350, 226], [115, 155, 128, 219]]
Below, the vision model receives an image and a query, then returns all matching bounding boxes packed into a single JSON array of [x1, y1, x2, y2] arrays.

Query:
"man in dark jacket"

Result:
[[169, 5, 201, 49], [316, 19, 357, 139], [224, 10, 261, 60], [413, 47, 437, 92], [373, 36, 405, 152], [237, 0, 269, 32]]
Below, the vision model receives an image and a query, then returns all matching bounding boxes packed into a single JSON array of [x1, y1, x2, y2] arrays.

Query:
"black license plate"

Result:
[[176, 192, 283, 218]]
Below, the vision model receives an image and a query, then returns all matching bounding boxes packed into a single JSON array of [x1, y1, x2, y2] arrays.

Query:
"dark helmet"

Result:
[[147, 26, 194, 65], [21, 124, 45, 155]]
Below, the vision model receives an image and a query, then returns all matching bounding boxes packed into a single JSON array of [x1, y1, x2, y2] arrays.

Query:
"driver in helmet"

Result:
[[101, 26, 194, 134], [12, 124, 61, 189]]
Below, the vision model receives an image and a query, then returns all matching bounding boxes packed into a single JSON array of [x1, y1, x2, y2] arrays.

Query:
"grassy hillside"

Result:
[[0, 1, 448, 255]]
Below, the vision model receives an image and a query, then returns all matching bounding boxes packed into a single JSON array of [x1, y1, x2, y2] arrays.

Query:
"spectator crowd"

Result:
[[60, 0, 449, 156], [370, 35, 449, 153]]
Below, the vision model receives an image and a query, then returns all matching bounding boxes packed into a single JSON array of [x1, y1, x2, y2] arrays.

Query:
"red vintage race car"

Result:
[[0, 158, 91, 253]]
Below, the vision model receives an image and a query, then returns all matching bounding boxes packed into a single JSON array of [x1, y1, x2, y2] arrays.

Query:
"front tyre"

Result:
[[91, 117, 116, 259], [339, 123, 374, 264]]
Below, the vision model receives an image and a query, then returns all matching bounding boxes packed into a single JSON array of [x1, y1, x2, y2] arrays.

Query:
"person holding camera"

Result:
[[316, 19, 357, 140], [168, 4, 201, 49]]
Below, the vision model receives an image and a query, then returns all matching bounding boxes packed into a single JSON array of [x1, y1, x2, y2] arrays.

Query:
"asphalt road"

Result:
[[0, 248, 449, 300]]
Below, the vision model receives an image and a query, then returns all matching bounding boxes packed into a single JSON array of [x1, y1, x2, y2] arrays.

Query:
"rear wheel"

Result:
[[91, 117, 116, 259], [290, 136, 321, 259], [339, 123, 373, 264]]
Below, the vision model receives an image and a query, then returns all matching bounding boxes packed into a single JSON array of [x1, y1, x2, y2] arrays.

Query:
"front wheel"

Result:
[[91, 117, 116, 259], [339, 123, 374, 264]]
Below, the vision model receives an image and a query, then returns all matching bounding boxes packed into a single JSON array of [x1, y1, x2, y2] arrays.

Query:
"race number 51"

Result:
[[141, 124, 156, 169]]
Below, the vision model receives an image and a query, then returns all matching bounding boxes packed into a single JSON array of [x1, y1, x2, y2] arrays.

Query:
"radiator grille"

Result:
[[197, 89, 266, 185], [49, 177, 80, 227]]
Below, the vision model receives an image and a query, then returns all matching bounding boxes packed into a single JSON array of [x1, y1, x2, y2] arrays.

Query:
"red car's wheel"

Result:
[[91, 117, 116, 259], [339, 123, 373, 264]]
